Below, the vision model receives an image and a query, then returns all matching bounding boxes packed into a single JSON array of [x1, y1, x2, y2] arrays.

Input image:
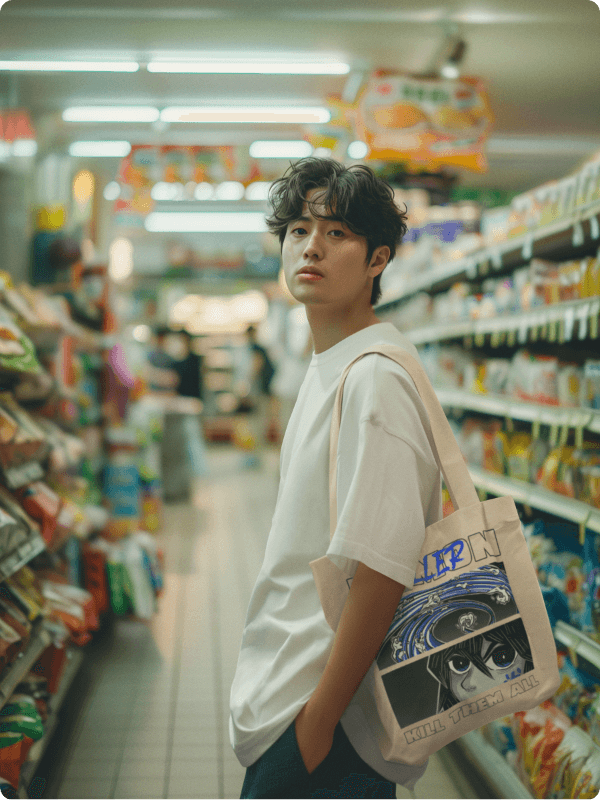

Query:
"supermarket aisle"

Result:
[[42, 444, 469, 800]]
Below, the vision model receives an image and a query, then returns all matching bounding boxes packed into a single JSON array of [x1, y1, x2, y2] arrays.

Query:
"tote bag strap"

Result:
[[329, 343, 479, 541]]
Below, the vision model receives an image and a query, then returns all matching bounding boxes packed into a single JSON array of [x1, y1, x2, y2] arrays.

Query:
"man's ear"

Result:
[[369, 245, 390, 277]]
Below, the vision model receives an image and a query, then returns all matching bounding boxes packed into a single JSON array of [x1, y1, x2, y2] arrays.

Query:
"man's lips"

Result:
[[297, 266, 324, 277]]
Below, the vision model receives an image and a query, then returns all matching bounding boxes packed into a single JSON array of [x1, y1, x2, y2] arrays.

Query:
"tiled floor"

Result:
[[42, 443, 471, 799]]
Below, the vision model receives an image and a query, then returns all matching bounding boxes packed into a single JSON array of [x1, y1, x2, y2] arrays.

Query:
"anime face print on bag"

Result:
[[372, 527, 535, 729]]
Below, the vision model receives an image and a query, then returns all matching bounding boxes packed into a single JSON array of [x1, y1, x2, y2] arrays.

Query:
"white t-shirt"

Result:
[[229, 322, 442, 787]]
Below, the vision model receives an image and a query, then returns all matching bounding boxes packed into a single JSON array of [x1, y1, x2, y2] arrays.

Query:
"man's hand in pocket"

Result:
[[294, 704, 334, 774]]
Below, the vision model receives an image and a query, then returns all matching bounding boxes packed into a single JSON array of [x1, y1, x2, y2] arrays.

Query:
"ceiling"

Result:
[[1, 0, 599, 194]]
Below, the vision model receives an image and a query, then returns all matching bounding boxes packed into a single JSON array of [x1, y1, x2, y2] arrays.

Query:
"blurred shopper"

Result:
[[230, 159, 442, 798], [234, 324, 277, 468], [173, 331, 210, 480], [145, 326, 179, 393]]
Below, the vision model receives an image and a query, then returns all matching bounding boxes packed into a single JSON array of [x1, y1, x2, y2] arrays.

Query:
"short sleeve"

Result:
[[326, 353, 442, 586]]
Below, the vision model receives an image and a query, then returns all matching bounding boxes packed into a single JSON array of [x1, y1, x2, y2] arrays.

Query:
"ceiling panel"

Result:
[[0, 0, 599, 191]]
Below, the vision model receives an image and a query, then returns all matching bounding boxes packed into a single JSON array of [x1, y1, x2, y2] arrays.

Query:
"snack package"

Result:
[[506, 432, 533, 482], [572, 745, 600, 798], [582, 361, 600, 411], [546, 726, 596, 799], [515, 701, 571, 797]]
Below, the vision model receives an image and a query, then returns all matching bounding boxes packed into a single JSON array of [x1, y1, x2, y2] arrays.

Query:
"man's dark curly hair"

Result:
[[265, 158, 408, 305]]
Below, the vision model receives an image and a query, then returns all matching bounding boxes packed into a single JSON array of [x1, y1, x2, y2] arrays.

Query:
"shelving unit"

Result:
[[378, 198, 600, 309], [376, 175, 600, 797], [405, 296, 600, 346], [554, 621, 600, 669], [455, 729, 533, 799], [18, 647, 85, 799], [0, 626, 52, 712], [467, 465, 600, 534], [435, 388, 600, 435]]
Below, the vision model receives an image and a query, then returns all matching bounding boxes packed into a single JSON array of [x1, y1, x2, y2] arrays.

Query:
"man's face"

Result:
[[281, 189, 382, 309], [447, 637, 526, 702]]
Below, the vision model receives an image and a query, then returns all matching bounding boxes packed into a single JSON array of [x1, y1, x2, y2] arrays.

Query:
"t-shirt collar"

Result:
[[309, 322, 396, 366]]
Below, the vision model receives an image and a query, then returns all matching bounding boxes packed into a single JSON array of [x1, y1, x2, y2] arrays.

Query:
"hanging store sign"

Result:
[[113, 145, 265, 225], [307, 73, 494, 173], [0, 108, 37, 163]]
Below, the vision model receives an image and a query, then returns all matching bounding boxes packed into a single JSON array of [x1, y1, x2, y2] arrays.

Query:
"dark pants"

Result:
[[240, 719, 396, 799]]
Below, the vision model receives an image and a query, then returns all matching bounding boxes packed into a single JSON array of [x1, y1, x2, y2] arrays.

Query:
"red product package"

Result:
[[516, 701, 571, 796]]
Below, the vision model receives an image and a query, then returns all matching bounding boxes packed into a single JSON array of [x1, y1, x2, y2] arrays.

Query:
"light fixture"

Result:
[[11, 139, 37, 157], [194, 182, 214, 200], [147, 59, 349, 75], [214, 181, 245, 201], [0, 60, 139, 72], [103, 181, 121, 201], [63, 106, 159, 122], [347, 141, 369, 159], [245, 182, 271, 201], [109, 237, 134, 282], [69, 141, 132, 157], [160, 106, 330, 124], [151, 182, 184, 201], [440, 39, 467, 80], [144, 212, 268, 232], [249, 140, 313, 159]]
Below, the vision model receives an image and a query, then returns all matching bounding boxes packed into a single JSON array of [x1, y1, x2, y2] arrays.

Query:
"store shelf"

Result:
[[0, 625, 52, 712], [377, 198, 600, 308], [405, 297, 600, 346], [455, 729, 533, 799], [436, 388, 600, 434], [0, 531, 47, 582], [467, 465, 600, 534], [19, 647, 85, 798], [554, 620, 600, 669]]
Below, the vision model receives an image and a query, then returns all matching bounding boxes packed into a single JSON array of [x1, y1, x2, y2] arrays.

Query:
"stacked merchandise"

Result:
[[480, 522, 600, 799], [377, 156, 600, 797], [0, 273, 163, 797]]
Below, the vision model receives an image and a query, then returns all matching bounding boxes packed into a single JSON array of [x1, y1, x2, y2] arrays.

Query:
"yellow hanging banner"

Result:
[[341, 72, 494, 173]]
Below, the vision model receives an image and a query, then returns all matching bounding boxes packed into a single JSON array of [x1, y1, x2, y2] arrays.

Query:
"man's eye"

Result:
[[329, 229, 344, 237], [291, 227, 307, 235], [448, 655, 471, 674], [486, 645, 516, 670]]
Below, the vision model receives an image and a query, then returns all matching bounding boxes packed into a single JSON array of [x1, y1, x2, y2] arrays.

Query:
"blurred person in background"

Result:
[[145, 326, 179, 393], [234, 324, 278, 468], [173, 330, 210, 480]]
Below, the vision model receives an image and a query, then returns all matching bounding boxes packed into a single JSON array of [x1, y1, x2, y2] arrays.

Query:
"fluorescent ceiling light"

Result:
[[12, 139, 38, 157], [214, 182, 245, 201], [347, 141, 369, 159], [145, 212, 267, 233], [245, 182, 271, 201], [147, 60, 349, 74], [0, 60, 139, 72], [160, 106, 330, 124], [249, 140, 313, 159], [69, 141, 132, 157], [63, 106, 160, 122]]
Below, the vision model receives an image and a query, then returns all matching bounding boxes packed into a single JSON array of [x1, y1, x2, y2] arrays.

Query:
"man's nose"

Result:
[[303, 230, 323, 259]]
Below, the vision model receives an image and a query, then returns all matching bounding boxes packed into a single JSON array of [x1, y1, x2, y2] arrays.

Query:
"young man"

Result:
[[229, 158, 443, 798]]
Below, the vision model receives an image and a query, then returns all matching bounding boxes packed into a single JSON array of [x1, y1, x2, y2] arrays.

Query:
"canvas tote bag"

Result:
[[310, 343, 561, 766]]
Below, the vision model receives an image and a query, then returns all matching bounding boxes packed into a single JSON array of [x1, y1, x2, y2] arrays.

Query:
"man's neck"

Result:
[[306, 307, 382, 354]]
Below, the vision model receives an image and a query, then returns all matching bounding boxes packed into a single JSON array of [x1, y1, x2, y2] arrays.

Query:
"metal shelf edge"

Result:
[[467, 466, 600, 534], [0, 627, 52, 711], [19, 647, 85, 795], [436, 388, 600, 433], [456, 729, 533, 799]]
